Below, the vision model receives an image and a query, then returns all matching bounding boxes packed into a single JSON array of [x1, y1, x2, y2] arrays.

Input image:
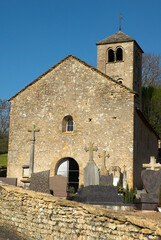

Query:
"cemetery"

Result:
[[0, 141, 161, 213], [0, 172, 161, 240]]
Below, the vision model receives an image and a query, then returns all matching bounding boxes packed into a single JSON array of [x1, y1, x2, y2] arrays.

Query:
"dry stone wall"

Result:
[[0, 184, 161, 240]]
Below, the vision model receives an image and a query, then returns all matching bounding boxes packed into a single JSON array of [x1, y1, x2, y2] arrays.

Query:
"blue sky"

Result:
[[0, 0, 161, 100]]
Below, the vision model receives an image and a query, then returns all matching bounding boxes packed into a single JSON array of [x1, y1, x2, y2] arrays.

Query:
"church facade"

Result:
[[7, 31, 159, 190]]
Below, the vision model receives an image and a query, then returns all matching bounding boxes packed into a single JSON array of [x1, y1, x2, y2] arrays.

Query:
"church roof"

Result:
[[9, 55, 136, 101], [96, 31, 144, 52]]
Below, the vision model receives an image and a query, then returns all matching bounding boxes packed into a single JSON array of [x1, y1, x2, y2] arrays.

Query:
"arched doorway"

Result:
[[56, 157, 79, 193]]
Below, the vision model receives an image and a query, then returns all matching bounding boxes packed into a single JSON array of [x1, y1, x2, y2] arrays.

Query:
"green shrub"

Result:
[[123, 184, 136, 204], [69, 186, 75, 194], [117, 181, 125, 194]]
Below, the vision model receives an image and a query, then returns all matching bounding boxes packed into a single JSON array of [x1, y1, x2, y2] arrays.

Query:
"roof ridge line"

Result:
[[9, 54, 135, 101]]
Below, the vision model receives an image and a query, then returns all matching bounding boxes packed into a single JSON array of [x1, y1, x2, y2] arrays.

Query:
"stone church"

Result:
[[7, 31, 159, 190]]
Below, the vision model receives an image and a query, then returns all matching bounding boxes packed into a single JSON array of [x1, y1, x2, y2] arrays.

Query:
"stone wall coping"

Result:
[[0, 183, 161, 236]]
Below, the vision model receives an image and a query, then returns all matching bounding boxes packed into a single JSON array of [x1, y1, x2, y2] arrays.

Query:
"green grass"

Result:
[[0, 154, 8, 167]]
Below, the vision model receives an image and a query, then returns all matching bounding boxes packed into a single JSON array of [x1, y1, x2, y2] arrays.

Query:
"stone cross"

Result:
[[143, 156, 161, 171], [99, 151, 110, 175], [84, 142, 98, 163], [109, 166, 121, 186], [28, 124, 40, 176], [84, 142, 99, 186], [109, 166, 120, 177]]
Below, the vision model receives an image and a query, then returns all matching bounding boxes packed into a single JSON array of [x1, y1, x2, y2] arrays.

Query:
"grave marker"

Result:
[[109, 166, 121, 186], [29, 170, 50, 194], [98, 151, 109, 175], [49, 175, 68, 197], [84, 142, 100, 186], [143, 156, 161, 170], [28, 124, 40, 176]]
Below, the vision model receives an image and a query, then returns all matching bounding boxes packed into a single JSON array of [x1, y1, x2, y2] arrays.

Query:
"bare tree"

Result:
[[142, 53, 161, 87], [0, 99, 10, 138]]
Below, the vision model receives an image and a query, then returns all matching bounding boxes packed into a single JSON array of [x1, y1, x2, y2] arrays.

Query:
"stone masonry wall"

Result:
[[7, 56, 135, 188], [133, 110, 159, 189], [97, 42, 135, 90], [0, 184, 161, 240]]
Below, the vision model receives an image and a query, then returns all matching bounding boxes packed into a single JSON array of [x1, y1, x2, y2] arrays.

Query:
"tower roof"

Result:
[[96, 31, 134, 45], [96, 31, 143, 52]]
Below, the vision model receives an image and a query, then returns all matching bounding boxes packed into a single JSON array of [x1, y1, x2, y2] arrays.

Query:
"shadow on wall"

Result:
[[0, 167, 7, 177]]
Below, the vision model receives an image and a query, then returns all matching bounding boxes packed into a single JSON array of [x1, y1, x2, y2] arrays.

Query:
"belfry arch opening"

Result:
[[116, 48, 123, 61], [56, 157, 79, 193], [108, 49, 114, 62]]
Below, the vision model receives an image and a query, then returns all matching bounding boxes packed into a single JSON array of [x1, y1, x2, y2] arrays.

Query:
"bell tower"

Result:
[[96, 31, 143, 102]]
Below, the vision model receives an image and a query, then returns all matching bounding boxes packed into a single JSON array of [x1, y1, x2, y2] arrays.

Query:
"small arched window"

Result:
[[66, 118, 74, 132], [62, 115, 74, 132], [116, 48, 123, 61], [108, 49, 114, 62]]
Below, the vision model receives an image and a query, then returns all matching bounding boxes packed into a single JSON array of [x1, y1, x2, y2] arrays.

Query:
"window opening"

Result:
[[62, 115, 74, 132], [116, 48, 123, 61], [108, 49, 114, 62], [66, 118, 74, 132]]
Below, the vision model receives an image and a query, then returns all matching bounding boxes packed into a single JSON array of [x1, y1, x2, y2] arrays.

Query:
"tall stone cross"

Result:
[[84, 142, 98, 163], [28, 124, 40, 176], [84, 142, 99, 186], [99, 151, 110, 175], [143, 156, 161, 170]]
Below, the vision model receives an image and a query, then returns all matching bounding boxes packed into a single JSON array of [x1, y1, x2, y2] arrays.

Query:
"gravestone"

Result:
[[29, 170, 50, 194], [100, 174, 113, 185], [49, 175, 67, 197], [137, 158, 161, 210], [109, 166, 121, 186], [75, 185, 123, 205], [139, 169, 161, 210], [0, 178, 17, 186], [84, 142, 100, 186], [99, 151, 110, 175], [141, 169, 161, 194]]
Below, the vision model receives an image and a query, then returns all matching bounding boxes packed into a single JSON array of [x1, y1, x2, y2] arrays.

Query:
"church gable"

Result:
[[8, 55, 135, 130], [9, 55, 134, 103]]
